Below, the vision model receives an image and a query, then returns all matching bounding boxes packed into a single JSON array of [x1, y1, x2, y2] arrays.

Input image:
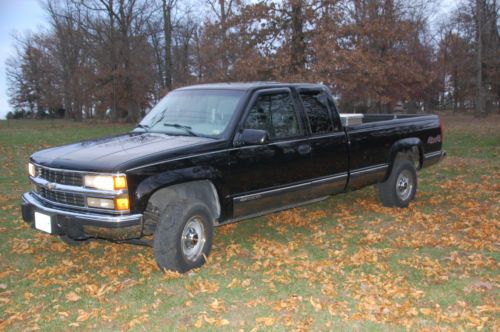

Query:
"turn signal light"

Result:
[[113, 176, 128, 190], [115, 197, 130, 210]]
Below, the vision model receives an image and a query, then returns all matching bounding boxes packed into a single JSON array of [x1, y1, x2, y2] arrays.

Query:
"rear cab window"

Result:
[[300, 90, 341, 134]]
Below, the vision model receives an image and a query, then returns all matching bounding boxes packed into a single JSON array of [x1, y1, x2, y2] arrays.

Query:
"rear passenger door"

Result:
[[299, 89, 349, 196], [228, 88, 312, 217]]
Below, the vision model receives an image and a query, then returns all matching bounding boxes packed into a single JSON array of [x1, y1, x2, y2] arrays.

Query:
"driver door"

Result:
[[227, 88, 313, 217]]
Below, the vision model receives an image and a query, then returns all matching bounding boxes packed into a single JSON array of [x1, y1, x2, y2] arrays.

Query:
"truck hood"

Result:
[[31, 133, 217, 172]]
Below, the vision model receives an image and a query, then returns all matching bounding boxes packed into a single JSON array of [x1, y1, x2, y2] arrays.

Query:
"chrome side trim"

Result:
[[23, 193, 142, 224], [234, 172, 348, 203], [312, 172, 348, 185], [235, 182, 310, 203], [424, 151, 443, 159], [307, 132, 347, 140], [422, 150, 446, 168], [350, 164, 388, 176]]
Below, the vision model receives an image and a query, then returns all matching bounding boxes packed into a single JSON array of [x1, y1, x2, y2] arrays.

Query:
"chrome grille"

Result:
[[37, 166, 83, 186], [36, 186, 85, 207]]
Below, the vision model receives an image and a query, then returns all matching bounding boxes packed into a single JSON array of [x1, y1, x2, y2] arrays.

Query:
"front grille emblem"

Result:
[[47, 182, 57, 191]]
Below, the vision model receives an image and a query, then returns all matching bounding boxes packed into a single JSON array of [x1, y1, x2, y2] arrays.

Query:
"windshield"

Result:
[[137, 89, 244, 137]]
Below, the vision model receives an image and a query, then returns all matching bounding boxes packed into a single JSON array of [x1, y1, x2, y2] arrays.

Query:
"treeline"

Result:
[[5, 0, 499, 121]]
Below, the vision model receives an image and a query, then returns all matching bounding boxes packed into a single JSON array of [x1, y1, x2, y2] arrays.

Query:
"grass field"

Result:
[[0, 116, 498, 331]]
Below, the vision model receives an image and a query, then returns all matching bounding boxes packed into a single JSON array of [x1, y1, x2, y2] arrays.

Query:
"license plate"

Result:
[[34, 212, 52, 233]]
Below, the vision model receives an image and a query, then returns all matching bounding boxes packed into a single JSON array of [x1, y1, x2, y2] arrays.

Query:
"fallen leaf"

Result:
[[256, 317, 275, 326], [310, 297, 322, 311], [66, 291, 81, 302]]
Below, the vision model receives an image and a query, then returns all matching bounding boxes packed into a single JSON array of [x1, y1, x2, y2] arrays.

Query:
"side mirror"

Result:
[[236, 128, 269, 146]]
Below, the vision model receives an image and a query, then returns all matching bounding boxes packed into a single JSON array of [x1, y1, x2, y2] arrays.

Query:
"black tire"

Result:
[[377, 158, 417, 208], [153, 199, 213, 273]]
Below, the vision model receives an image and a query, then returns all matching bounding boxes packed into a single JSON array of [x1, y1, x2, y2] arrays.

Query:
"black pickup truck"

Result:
[[22, 82, 445, 272]]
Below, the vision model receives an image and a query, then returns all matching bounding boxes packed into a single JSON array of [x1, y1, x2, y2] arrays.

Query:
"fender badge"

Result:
[[427, 135, 441, 144]]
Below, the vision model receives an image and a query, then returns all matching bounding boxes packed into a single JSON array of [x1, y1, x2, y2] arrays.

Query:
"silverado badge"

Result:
[[427, 135, 441, 144]]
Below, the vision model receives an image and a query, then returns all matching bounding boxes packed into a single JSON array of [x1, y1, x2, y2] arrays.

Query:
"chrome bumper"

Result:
[[22, 192, 143, 240]]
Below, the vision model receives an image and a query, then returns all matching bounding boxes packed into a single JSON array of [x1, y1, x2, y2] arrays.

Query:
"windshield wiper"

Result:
[[163, 123, 198, 137], [135, 123, 150, 132]]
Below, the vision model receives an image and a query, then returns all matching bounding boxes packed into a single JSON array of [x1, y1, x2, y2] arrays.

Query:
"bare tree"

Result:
[[6, 0, 496, 122], [475, 0, 485, 116], [163, 0, 176, 90]]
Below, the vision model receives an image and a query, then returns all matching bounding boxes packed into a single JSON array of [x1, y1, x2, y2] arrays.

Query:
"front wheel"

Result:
[[377, 158, 417, 208], [153, 199, 213, 272]]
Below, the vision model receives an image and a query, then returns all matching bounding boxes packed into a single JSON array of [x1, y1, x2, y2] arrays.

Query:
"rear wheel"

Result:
[[153, 199, 213, 272], [378, 158, 417, 207]]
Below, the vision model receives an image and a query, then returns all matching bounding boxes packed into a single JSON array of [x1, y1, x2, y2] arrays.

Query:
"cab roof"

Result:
[[175, 82, 327, 91]]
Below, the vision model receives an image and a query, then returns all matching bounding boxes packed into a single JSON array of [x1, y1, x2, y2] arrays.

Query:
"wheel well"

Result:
[[144, 180, 221, 231], [396, 146, 421, 169], [384, 140, 422, 182]]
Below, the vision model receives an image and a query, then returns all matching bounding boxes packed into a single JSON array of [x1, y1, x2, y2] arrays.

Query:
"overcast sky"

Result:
[[0, 0, 459, 120], [0, 0, 48, 119]]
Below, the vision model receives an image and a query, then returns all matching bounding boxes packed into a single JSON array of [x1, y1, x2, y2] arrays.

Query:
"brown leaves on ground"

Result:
[[185, 278, 220, 294], [223, 152, 499, 330], [1, 116, 499, 330]]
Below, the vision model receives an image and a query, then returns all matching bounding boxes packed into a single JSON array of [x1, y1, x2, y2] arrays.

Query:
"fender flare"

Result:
[[384, 137, 423, 181], [144, 180, 221, 223], [133, 166, 222, 220]]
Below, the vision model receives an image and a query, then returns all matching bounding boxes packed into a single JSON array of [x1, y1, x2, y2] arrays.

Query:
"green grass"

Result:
[[0, 115, 499, 331]]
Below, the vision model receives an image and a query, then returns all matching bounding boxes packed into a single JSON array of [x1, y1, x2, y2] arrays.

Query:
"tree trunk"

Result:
[[475, 0, 485, 117], [162, 0, 173, 90], [108, 0, 118, 122], [219, 0, 229, 80], [453, 66, 458, 113], [442, 32, 448, 112], [290, 0, 306, 75]]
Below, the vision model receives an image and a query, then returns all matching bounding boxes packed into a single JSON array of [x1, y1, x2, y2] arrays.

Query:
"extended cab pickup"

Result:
[[22, 82, 445, 272]]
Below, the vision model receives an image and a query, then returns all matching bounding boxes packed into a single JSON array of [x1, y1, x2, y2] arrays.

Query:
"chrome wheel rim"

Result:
[[396, 170, 413, 201], [181, 216, 206, 262]]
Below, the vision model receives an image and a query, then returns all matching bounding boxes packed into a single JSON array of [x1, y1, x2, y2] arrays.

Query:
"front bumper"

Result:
[[21, 192, 143, 240]]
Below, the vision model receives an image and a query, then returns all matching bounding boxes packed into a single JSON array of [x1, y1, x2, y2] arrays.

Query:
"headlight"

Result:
[[28, 163, 36, 177], [84, 175, 128, 191]]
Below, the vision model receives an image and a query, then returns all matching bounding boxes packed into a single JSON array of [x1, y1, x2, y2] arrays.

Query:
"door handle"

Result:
[[297, 144, 311, 155]]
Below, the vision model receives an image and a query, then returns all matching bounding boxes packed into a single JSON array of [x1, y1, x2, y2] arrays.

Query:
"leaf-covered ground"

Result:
[[0, 116, 498, 331]]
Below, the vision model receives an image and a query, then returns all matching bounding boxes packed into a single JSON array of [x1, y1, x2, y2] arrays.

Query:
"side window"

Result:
[[300, 92, 334, 134], [244, 92, 302, 139]]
